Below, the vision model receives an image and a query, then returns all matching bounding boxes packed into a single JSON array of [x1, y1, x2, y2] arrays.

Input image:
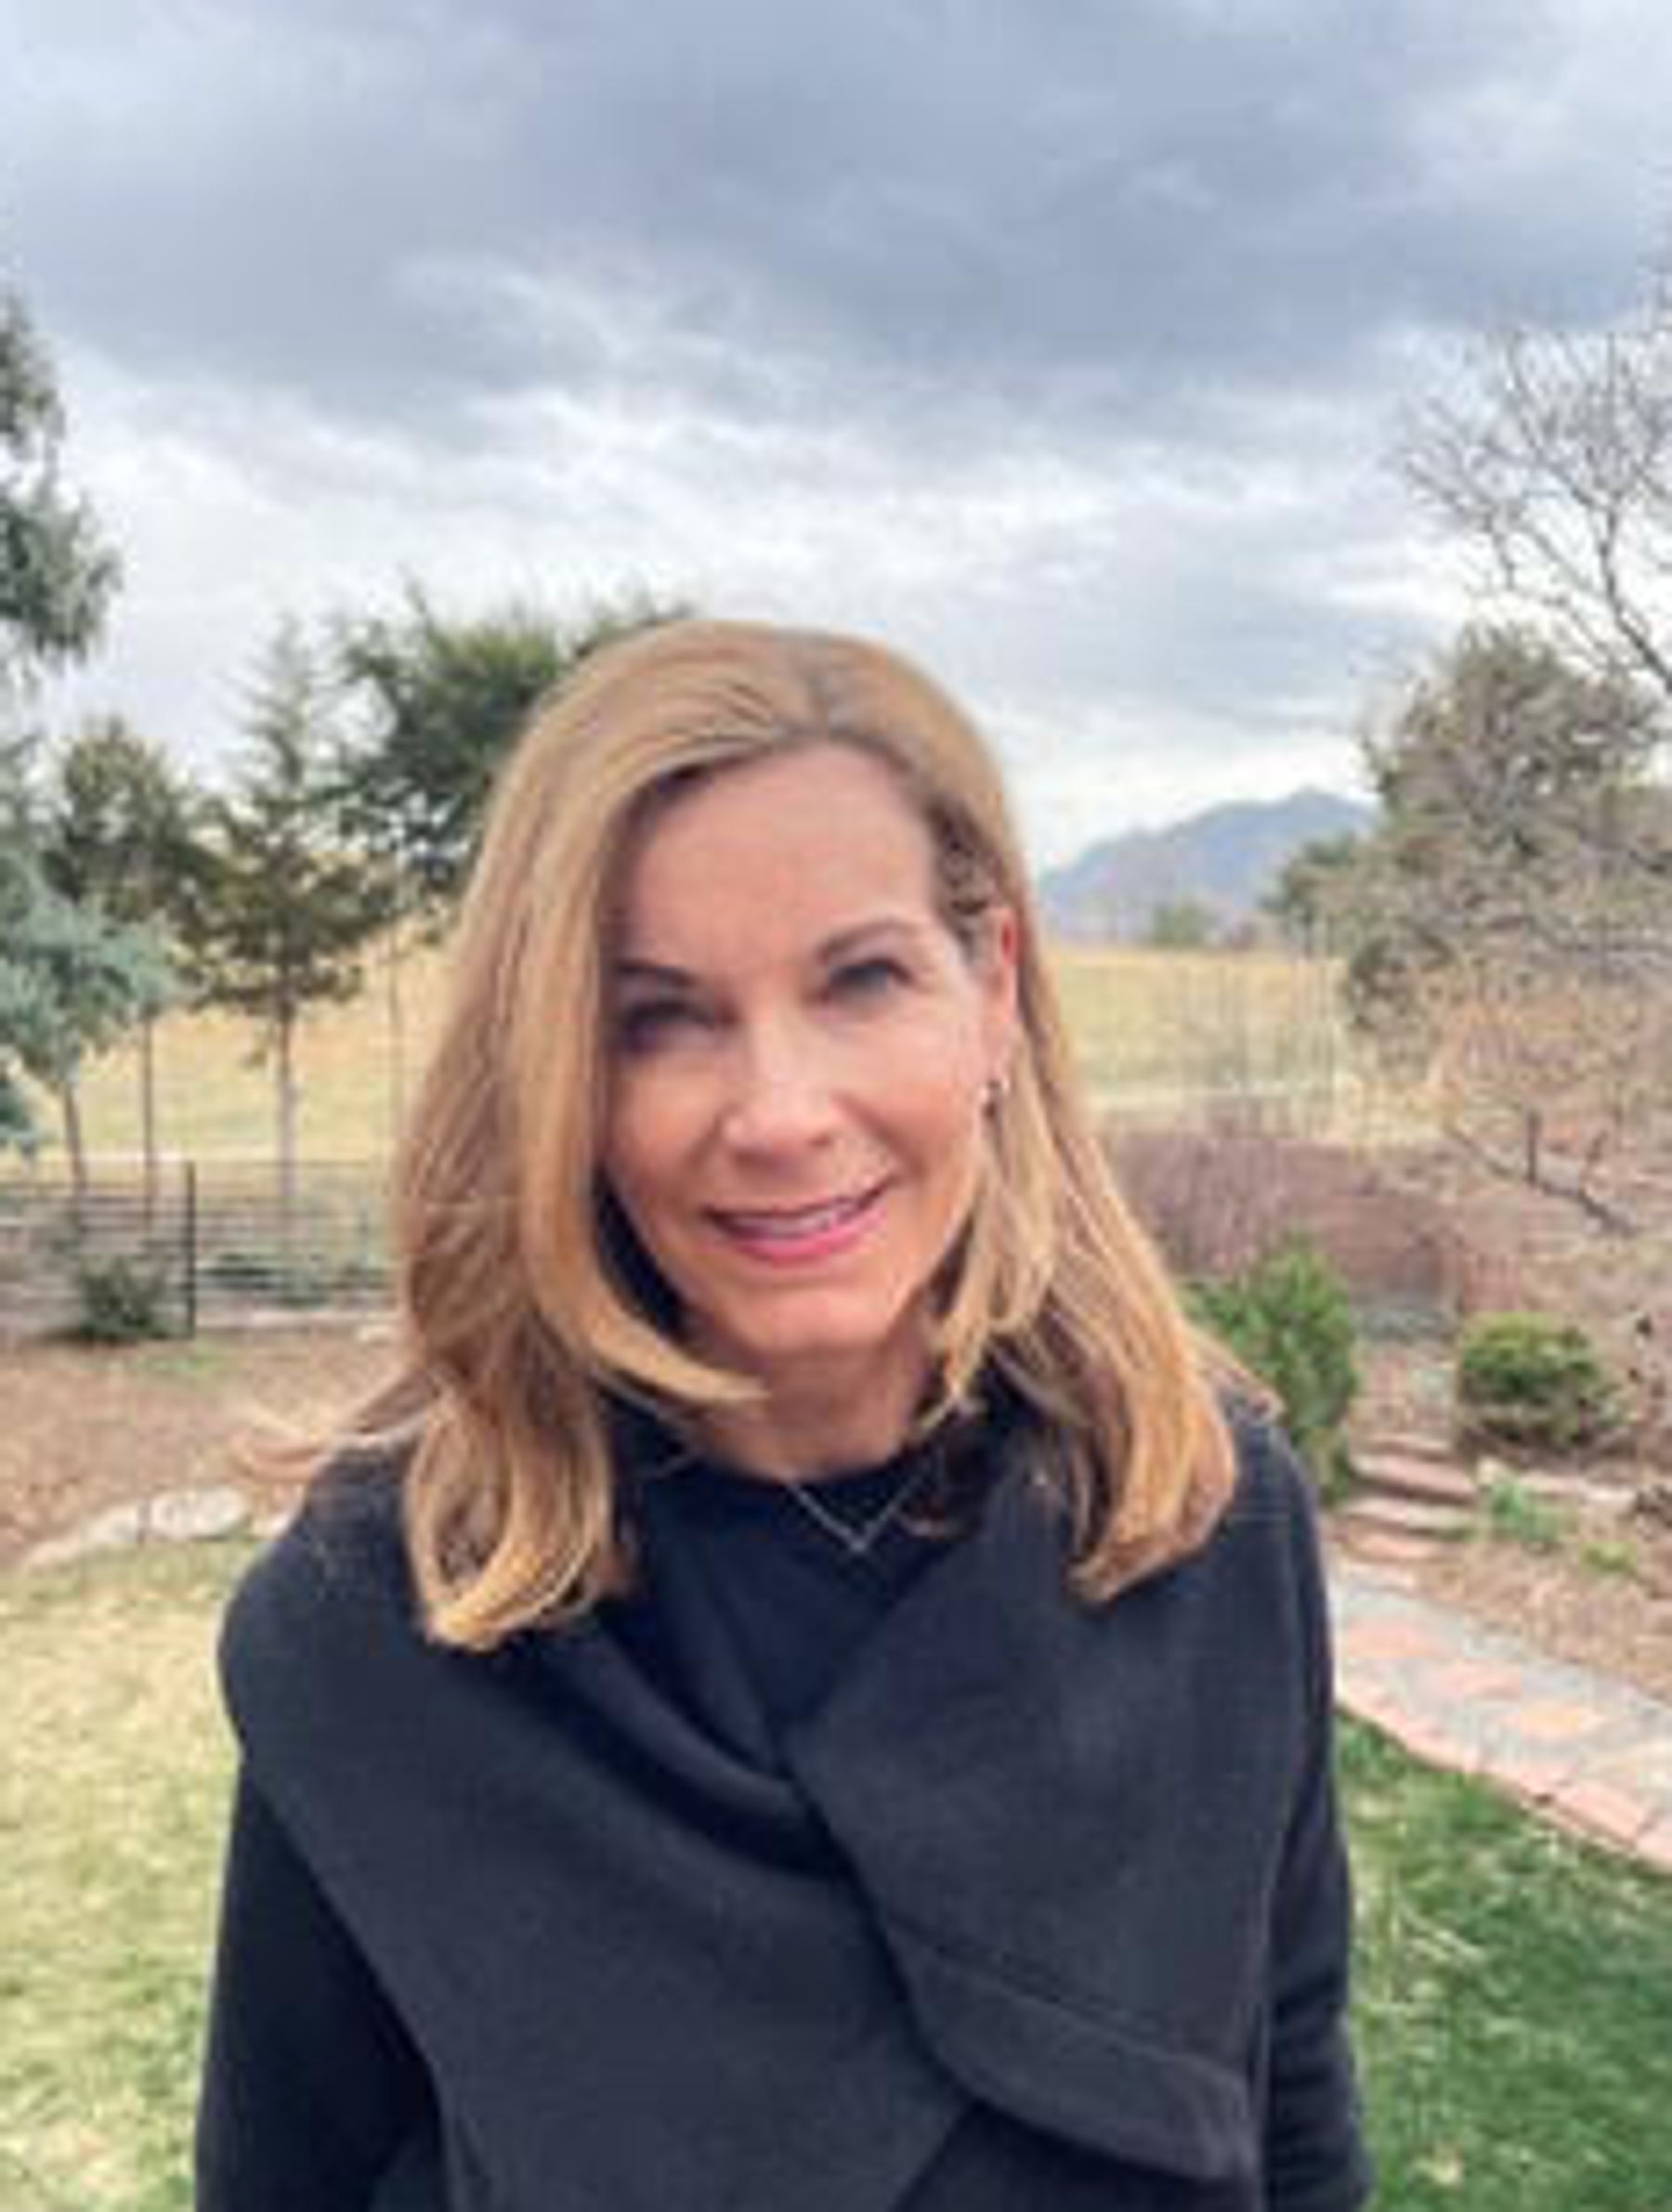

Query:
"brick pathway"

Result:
[[1329, 1559, 1672, 1878]]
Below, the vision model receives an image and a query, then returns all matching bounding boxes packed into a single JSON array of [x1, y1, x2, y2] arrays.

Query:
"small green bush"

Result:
[[1190, 1242, 1359, 1500], [1456, 1312, 1619, 1453], [1479, 1472, 1569, 1554], [71, 1256, 176, 1343]]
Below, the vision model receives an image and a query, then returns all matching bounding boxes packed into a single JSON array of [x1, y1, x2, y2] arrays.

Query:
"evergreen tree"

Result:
[[0, 267, 150, 1175], [331, 584, 682, 1127], [1262, 834, 1365, 956], [192, 624, 382, 1211], [1, 283, 119, 697], [1143, 897, 1220, 951], [332, 586, 683, 908], [0, 747, 170, 1186], [38, 717, 204, 1188]]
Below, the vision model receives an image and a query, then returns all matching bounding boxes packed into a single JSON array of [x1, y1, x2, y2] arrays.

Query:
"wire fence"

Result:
[[0, 1159, 392, 1341]]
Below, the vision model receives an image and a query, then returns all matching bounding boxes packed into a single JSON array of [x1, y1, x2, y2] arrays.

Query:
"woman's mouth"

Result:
[[707, 1183, 889, 1266]]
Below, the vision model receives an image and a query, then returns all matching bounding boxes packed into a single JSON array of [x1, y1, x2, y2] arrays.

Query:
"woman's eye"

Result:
[[615, 1000, 707, 1052], [829, 956, 908, 1003]]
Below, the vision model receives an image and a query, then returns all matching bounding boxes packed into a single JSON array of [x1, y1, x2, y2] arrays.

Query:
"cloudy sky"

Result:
[[5, 0, 1669, 864]]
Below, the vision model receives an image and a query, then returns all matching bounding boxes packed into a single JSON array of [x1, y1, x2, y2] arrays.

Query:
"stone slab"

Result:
[[1351, 1452, 1480, 1509], [144, 1485, 251, 1542], [1336, 1495, 1472, 1540]]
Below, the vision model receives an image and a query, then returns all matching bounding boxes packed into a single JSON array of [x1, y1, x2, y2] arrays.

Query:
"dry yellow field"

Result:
[[29, 942, 456, 1167], [1052, 945, 1353, 1120], [24, 941, 1382, 1168]]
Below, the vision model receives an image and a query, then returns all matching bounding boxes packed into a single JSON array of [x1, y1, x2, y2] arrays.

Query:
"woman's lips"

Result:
[[707, 1182, 889, 1267]]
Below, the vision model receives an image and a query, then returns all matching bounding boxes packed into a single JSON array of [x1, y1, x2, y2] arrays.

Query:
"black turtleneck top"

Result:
[[617, 1445, 952, 1737]]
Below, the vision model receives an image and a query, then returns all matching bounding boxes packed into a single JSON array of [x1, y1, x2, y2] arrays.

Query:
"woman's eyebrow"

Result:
[[612, 916, 930, 990], [611, 957, 700, 993], [816, 916, 929, 964]]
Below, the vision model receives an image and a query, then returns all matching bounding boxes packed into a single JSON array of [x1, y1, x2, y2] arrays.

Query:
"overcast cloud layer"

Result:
[[6, 0, 1670, 861]]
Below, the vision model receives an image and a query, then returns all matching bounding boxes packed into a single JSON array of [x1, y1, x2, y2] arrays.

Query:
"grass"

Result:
[[1345, 1721, 1672, 2206], [19, 943, 1389, 1168], [4, 1545, 1672, 2209], [0, 1546, 242, 2212], [1472, 1475, 1651, 1589], [1579, 1535, 1640, 1581]]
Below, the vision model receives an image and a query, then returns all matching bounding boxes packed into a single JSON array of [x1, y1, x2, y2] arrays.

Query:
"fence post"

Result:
[[182, 1159, 198, 1337]]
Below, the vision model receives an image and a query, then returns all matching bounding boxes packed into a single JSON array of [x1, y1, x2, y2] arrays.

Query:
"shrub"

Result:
[[1479, 1471, 1569, 1554], [71, 1255, 176, 1343], [1456, 1313, 1620, 1453], [1190, 1242, 1359, 1500]]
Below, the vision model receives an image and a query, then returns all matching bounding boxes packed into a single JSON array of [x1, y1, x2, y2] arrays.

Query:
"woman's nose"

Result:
[[718, 1026, 840, 1153]]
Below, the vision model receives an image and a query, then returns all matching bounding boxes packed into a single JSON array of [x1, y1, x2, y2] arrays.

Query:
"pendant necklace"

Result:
[[781, 1454, 936, 1560]]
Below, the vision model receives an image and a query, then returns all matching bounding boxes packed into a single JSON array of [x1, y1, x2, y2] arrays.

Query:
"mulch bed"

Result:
[[0, 1323, 395, 1569], [1349, 1332, 1672, 1708]]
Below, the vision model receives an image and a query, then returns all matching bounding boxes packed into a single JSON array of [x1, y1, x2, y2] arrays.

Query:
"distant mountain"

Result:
[[1036, 788, 1373, 943]]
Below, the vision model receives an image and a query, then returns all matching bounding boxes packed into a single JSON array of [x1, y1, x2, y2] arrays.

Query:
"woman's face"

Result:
[[602, 741, 1015, 1409]]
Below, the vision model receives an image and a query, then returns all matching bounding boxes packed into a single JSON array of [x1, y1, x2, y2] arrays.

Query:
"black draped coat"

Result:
[[196, 1414, 1370, 2210]]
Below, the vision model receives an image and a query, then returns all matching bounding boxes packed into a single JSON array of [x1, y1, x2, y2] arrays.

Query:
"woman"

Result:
[[197, 619, 1371, 2210]]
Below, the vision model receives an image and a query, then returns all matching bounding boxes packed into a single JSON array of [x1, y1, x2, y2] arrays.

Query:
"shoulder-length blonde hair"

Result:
[[333, 618, 1234, 1648]]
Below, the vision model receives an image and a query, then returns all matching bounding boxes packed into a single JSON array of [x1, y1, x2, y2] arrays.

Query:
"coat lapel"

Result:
[[785, 1454, 1300, 2187]]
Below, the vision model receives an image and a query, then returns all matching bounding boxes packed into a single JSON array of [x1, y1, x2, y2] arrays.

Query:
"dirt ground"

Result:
[[1349, 1331, 1672, 1708], [3, 1315, 1670, 1707], [1412, 1524, 1672, 1708], [0, 1322, 397, 1567]]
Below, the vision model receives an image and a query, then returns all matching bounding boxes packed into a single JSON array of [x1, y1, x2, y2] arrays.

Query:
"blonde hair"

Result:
[[333, 618, 1234, 1648]]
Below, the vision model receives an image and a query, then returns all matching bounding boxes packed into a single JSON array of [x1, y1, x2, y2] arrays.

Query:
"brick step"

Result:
[[1333, 1491, 1474, 1544], [1329, 1525, 1439, 1572], [1349, 1427, 1457, 1465], [1350, 1448, 1479, 1510]]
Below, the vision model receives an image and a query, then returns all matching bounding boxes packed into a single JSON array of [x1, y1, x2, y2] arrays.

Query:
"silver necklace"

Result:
[[781, 1456, 935, 1560]]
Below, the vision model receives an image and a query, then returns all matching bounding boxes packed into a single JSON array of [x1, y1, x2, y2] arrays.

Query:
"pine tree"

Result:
[[38, 716, 203, 1191], [331, 584, 681, 1127], [1, 283, 119, 697], [0, 270, 150, 1175], [191, 624, 382, 1221], [0, 744, 170, 1189]]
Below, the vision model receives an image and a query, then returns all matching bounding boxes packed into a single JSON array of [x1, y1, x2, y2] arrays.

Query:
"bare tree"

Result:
[[1423, 951, 1671, 1231], [1401, 268, 1672, 717]]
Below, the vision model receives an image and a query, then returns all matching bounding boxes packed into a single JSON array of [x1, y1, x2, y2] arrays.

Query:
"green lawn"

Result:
[[1, 1547, 236, 2212], [3, 1545, 1669, 2210], [1345, 1722, 1672, 2207]]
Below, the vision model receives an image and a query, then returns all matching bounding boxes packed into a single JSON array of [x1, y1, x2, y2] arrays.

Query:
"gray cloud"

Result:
[[6, 0, 1670, 855], [10, 0, 1664, 441]]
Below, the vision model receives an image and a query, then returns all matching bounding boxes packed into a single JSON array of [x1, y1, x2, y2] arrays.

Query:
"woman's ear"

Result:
[[976, 904, 1020, 1075]]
